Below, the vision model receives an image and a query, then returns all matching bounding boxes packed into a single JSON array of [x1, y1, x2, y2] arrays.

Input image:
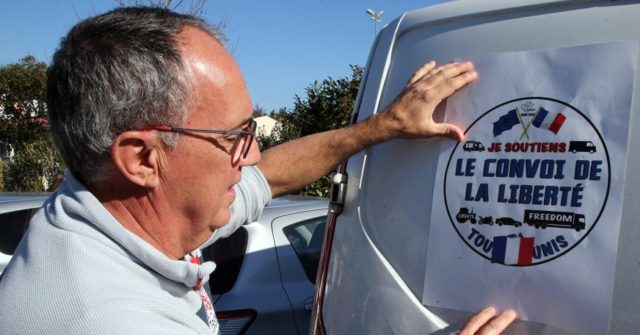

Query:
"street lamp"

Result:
[[365, 8, 384, 36]]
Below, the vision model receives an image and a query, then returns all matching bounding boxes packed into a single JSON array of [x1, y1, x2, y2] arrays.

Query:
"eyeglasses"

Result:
[[150, 118, 257, 163]]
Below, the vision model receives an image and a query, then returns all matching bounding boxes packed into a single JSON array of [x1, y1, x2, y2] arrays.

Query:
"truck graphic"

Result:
[[523, 209, 585, 231], [456, 207, 477, 224], [463, 140, 485, 152], [569, 141, 596, 154]]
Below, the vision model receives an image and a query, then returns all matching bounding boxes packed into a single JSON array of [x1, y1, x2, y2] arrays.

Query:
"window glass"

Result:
[[203, 226, 248, 295], [1, 208, 38, 278], [0, 209, 37, 255], [283, 216, 327, 283]]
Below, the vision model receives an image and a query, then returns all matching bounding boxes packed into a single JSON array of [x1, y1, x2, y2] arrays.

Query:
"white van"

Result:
[[311, 1, 640, 334]]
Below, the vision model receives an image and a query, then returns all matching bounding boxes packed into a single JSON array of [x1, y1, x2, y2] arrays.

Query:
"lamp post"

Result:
[[365, 8, 384, 36]]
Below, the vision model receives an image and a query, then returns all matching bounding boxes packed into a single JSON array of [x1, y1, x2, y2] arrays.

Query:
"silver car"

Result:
[[0, 194, 49, 275], [207, 197, 328, 335], [0, 194, 327, 335]]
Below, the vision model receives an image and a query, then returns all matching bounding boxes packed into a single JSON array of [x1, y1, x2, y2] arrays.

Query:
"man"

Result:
[[0, 7, 515, 335]]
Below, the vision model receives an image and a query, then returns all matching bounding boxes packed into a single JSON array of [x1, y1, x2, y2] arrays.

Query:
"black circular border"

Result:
[[443, 97, 611, 266]]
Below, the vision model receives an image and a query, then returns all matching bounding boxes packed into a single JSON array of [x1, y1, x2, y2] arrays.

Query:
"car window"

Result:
[[0, 208, 37, 255], [202, 226, 248, 295], [283, 216, 326, 283], [1, 208, 39, 279]]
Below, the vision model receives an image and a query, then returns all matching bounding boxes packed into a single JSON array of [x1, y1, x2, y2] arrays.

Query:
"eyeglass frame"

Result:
[[148, 118, 257, 162]]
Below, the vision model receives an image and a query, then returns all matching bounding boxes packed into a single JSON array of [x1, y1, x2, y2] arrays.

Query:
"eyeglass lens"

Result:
[[231, 119, 256, 162], [241, 120, 257, 159]]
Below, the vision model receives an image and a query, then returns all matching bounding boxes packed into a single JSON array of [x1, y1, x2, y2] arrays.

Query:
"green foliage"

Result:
[[302, 175, 332, 198], [291, 65, 363, 137], [252, 104, 266, 118], [268, 107, 290, 122], [258, 65, 363, 148], [0, 56, 47, 120], [257, 65, 363, 197], [0, 56, 49, 148], [2, 139, 64, 192], [0, 56, 65, 191]]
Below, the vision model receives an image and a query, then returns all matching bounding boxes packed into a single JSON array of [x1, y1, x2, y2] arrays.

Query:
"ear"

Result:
[[110, 131, 165, 188]]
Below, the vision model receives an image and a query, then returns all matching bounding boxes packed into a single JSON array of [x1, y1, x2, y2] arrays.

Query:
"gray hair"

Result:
[[46, 7, 224, 186]]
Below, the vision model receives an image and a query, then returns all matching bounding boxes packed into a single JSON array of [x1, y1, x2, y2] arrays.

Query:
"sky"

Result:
[[0, 0, 445, 112]]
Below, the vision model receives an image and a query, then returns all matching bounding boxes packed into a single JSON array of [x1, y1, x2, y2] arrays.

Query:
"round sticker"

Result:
[[444, 97, 610, 266]]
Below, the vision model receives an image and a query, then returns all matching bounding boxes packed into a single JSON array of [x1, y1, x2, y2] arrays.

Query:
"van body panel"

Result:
[[320, 1, 640, 334]]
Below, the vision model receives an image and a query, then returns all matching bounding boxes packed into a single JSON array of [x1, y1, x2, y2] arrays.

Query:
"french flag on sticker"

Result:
[[531, 107, 566, 134], [491, 235, 535, 265]]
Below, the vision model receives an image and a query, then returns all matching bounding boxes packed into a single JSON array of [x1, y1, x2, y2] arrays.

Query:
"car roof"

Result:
[[258, 196, 329, 222], [267, 196, 328, 208], [0, 193, 49, 214], [0, 193, 329, 222]]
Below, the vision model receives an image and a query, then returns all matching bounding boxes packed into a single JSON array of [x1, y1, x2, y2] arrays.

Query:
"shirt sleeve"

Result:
[[202, 166, 272, 246]]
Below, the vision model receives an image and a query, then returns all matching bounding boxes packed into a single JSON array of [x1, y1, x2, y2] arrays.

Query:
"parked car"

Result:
[[0, 193, 328, 335], [0, 194, 49, 275], [206, 197, 328, 335]]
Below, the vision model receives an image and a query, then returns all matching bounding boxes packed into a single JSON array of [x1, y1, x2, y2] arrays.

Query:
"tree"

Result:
[[0, 56, 65, 191], [268, 107, 290, 122], [290, 65, 363, 138], [257, 65, 363, 197], [252, 104, 266, 118], [0, 56, 48, 147], [3, 140, 63, 192]]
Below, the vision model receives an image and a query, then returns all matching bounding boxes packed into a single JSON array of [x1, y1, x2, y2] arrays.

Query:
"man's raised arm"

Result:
[[258, 61, 477, 197]]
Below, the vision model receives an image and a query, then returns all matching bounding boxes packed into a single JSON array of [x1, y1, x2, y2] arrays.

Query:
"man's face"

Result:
[[160, 26, 260, 244]]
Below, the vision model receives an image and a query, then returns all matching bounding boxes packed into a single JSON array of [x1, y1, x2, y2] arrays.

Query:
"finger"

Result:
[[438, 61, 475, 80], [460, 307, 497, 335], [423, 70, 477, 101], [425, 61, 461, 78], [407, 60, 437, 85], [426, 62, 475, 87], [428, 123, 464, 141], [477, 309, 517, 335]]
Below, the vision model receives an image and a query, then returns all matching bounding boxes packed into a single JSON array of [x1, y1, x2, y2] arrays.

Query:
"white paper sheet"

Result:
[[423, 42, 637, 333]]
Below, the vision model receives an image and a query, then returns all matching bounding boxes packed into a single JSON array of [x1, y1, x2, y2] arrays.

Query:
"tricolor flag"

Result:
[[492, 109, 520, 137], [491, 235, 535, 265], [531, 107, 566, 134]]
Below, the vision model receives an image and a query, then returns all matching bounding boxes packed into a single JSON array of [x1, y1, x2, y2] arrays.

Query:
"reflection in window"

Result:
[[283, 216, 327, 283]]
